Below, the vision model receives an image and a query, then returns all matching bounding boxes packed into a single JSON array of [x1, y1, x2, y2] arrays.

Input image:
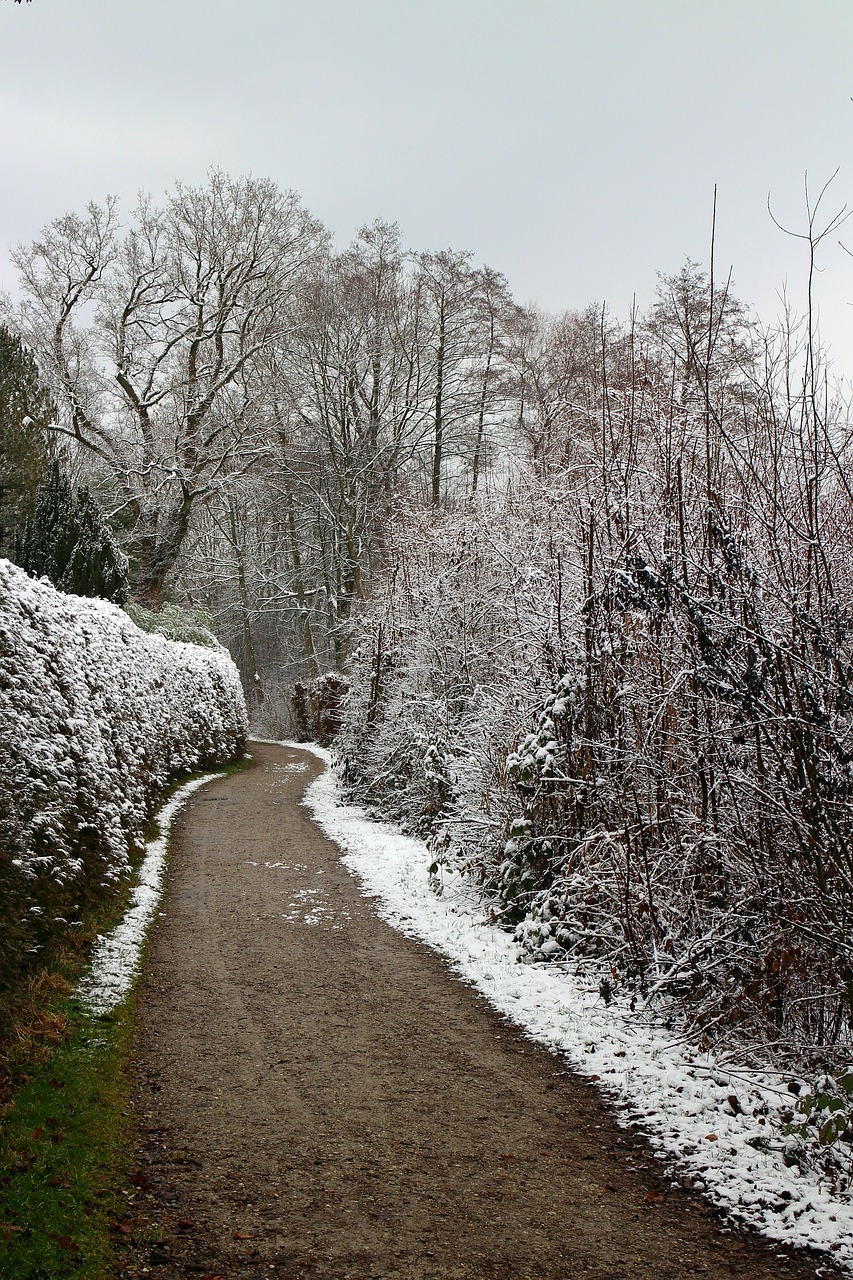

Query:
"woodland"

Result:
[[2, 169, 853, 1084]]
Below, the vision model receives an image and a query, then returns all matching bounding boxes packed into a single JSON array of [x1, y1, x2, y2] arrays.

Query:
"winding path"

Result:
[[118, 743, 834, 1280]]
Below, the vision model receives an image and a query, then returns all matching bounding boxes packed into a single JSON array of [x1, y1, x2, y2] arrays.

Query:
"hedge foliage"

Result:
[[0, 559, 247, 1022]]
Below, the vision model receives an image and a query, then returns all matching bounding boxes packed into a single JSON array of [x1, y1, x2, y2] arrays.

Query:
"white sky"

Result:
[[2, 0, 853, 372]]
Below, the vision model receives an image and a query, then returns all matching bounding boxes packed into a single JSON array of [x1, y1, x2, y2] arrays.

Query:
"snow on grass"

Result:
[[76, 771, 225, 1016], [293, 741, 852, 1273]]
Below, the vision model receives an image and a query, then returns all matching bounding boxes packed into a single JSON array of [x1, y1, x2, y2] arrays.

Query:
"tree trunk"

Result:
[[284, 490, 319, 677], [432, 288, 446, 506], [227, 499, 265, 714], [130, 488, 194, 609], [471, 313, 495, 497]]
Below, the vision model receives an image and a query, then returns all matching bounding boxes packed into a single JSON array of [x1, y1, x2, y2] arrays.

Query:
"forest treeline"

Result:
[[3, 170, 853, 1075]]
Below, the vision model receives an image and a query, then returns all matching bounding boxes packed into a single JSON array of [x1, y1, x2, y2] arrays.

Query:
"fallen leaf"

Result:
[[55, 1236, 79, 1251], [704, 1133, 718, 1142], [644, 1190, 664, 1203], [110, 1221, 133, 1235], [232, 1231, 254, 1240]]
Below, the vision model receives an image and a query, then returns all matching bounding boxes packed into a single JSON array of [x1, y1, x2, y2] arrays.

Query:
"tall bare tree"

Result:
[[10, 172, 327, 605]]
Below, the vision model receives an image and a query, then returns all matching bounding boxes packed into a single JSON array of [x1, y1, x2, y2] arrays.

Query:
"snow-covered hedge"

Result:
[[0, 558, 247, 1014]]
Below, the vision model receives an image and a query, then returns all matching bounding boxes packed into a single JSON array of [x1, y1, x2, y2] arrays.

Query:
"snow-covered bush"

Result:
[[0, 559, 247, 1017], [781, 1067, 853, 1178], [494, 484, 853, 1058], [336, 496, 556, 851], [341, 293, 853, 1068], [124, 599, 219, 648]]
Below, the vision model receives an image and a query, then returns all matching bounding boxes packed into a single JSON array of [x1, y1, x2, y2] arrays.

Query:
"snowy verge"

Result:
[[290, 741, 851, 1273], [76, 771, 225, 1016]]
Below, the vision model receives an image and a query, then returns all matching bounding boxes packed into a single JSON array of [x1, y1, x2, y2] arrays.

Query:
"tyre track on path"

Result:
[[117, 743, 837, 1280]]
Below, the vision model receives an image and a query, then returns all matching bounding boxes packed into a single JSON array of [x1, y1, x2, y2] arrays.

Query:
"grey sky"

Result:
[[2, 0, 853, 369]]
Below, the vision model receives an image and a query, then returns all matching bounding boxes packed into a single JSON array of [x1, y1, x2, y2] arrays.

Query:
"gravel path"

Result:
[[116, 742, 836, 1280]]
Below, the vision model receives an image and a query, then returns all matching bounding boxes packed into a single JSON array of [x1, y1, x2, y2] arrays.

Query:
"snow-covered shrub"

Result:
[[495, 492, 853, 1055], [124, 599, 219, 648], [0, 559, 247, 1017], [330, 263, 853, 1077], [341, 299, 853, 1067], [337, 494, 561, 853], [781, 1068, 853, 1178]]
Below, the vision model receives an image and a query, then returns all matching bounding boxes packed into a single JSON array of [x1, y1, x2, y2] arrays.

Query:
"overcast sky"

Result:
[[3, 0, 853, 370]]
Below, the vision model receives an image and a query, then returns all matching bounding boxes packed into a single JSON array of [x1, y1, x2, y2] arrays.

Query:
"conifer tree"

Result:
[[17, 459, 128, 603], [0, 324, 52, 558]]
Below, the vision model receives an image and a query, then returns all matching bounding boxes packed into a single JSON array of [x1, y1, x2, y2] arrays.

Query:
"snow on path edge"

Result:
[[286, 739, 850, 1274], [76, 770, 226, 1016]]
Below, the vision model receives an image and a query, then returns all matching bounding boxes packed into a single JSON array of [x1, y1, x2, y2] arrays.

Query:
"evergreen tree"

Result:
[[18, 460, 129, 603], [0, 324, 52, 558]]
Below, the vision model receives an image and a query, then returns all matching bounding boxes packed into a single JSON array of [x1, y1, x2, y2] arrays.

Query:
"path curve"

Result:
[[117, 743, 835, 1280]]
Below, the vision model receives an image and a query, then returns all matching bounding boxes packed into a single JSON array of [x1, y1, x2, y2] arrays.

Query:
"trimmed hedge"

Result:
[[0, 559, 247, 1019]]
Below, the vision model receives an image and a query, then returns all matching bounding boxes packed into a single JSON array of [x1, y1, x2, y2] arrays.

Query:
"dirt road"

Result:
[[117, 743, 835, 1279]]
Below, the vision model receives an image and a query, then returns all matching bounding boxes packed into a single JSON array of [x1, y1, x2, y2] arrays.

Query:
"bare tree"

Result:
[[10, 172, 327, 605]]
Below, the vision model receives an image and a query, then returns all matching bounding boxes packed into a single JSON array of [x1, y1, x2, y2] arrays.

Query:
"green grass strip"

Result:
[[0, 756, 250, 1278], [0, 997, 132, 1280]]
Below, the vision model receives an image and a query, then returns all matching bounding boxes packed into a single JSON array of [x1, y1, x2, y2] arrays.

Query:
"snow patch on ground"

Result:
[[77, 772, 225, 1016], [292, 741, 852, 1273]]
